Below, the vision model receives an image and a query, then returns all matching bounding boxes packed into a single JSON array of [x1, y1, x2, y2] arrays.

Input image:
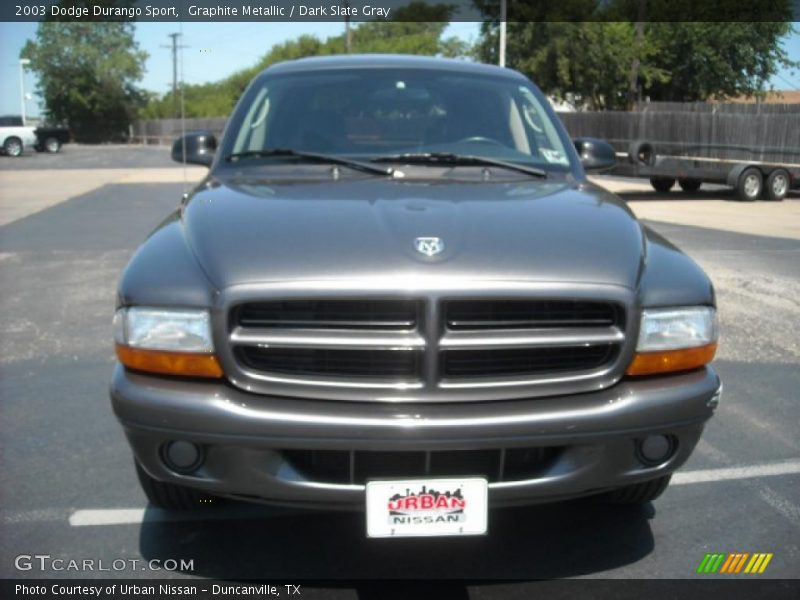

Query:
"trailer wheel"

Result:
[[629, 141, 656, 166], [650, 177, 675, 193], [678, 179, 701, 193], [736, 167, 763, 202], [764, 169, 789, 201]]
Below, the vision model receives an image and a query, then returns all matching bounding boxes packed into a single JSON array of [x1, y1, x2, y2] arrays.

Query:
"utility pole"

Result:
[[161, 33, 186, 119], [19, 58, 31, 125], [344, 1, 352, 53]]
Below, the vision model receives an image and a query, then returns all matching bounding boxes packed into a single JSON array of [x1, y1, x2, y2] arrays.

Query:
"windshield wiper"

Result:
[[225, 148, 393, 176], [371, 152, 547, 178]]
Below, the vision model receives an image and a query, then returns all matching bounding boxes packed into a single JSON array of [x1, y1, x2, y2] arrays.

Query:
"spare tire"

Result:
[[628, 140, 656, 166]]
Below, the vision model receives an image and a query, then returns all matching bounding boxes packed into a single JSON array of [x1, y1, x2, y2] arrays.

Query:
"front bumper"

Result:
[[111, 364, 720, 509]]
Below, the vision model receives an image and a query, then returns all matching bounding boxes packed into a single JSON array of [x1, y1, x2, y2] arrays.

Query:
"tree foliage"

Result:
[[142, 12, 469, 119], [22, 20, 147, 141], [473, 0, 797, 110]]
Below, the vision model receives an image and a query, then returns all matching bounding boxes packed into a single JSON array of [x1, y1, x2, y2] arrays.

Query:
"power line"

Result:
[[773, 72, 799, 91]]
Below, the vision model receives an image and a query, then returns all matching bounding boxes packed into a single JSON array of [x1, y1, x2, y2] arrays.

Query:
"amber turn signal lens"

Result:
[[626, 343, 717, 377], [115, 344, 223, 378]]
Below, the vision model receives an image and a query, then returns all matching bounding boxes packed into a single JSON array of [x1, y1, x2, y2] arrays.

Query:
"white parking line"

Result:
[[67, 505, 302, 527], [671, 459, 800, 485], [69, 509, 146, 527]]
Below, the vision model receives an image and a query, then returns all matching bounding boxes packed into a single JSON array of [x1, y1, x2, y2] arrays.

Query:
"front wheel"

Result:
[[3, 136, 23, 157], [135, 461, 217, 510], [650, 177, 675, 193], [601, 475, 671, 504]]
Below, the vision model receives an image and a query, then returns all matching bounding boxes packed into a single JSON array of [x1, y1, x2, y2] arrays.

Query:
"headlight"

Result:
[[113, 307, 223, 378], [626, 306, 718, 376]]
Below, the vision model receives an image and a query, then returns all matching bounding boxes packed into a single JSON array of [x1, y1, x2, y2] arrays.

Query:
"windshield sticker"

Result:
[[540, 148, 568, 165]]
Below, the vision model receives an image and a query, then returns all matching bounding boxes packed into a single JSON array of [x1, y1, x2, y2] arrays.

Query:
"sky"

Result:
[[0, 21, 797, 119]]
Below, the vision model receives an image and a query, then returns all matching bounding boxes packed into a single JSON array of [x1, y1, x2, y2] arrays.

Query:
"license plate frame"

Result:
[[365, 477, 488, 538]]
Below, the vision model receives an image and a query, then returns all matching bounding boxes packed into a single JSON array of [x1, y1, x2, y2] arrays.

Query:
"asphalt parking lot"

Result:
[[0, 146, 798, 595]]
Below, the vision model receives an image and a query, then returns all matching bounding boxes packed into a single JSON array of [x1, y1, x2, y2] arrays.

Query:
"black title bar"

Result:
[[2, 0, 799, 22]]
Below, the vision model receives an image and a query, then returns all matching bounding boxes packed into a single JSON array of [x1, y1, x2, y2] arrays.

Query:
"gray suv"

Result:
[[111, 55, 720, 538]]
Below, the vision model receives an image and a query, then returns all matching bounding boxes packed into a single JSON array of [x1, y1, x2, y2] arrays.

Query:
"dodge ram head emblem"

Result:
[[414, 237, 445, 257]]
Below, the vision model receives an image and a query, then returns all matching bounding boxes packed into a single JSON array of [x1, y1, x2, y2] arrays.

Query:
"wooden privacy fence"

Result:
[[559, 103, 800, 165], [131, 102, 800, 164], [130, 118, 227, 145]]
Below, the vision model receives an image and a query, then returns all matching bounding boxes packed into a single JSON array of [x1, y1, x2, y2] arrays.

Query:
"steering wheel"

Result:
[[456, 136, 507, 147]]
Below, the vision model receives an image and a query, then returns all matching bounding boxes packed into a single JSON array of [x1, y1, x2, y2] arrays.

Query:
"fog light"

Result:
[[636, 435, 675, 466], [162, 441, 203, 473]]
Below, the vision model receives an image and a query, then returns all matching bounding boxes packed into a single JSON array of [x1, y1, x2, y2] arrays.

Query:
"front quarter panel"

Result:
[[637, 225, 715, 307], [117, 210, 217, 309]]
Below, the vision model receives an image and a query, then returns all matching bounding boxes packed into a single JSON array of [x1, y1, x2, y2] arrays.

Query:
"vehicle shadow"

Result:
[[138, 497, 656, 583], [614, 188, 734, 202], [612, 188, 800, 203]]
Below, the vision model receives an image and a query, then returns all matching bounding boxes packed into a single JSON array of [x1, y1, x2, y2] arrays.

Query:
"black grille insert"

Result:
[[235, 299, 419, 330], [445, 299, 622, 330], [283, 447, 560, 484], [442, 345, 617, 378], [236, 347, 421, 379]]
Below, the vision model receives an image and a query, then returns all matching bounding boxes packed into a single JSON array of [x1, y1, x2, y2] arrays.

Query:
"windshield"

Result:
[[225, 68, 574, 172]]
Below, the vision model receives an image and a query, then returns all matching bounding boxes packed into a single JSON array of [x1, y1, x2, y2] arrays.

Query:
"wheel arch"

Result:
[[726, 163, 759, 187]]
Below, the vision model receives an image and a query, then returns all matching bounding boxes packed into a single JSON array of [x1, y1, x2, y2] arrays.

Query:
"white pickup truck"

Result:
[[0, 116, 38, 157]]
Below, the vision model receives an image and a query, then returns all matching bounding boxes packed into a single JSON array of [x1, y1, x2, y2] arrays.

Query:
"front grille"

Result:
[[235, 299, 418, 330], [442, 345, 618, 378], [445, 299, 622, 330], [236, 347, 421, 379], [283, 447, 560, 485], [226, 295, 628, 400]]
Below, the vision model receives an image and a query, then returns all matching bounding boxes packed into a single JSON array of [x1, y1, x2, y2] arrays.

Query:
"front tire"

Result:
[[3, 136, 23, 157], [650, 177, 675, 193], [764, 169, 789, 201], [601, 475, 671, 504], [135, 461, 216, 510]]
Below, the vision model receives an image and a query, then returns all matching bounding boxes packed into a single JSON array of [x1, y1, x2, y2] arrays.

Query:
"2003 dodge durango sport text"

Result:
[[110, 55, 722, 538]]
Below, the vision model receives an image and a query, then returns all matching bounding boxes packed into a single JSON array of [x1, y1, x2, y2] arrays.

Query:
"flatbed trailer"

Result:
[[559, 103, 800, 202], [611, 141, 800, 201]]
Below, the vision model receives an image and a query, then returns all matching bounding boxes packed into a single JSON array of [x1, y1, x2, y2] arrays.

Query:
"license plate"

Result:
[[366, 477, 488, 538]]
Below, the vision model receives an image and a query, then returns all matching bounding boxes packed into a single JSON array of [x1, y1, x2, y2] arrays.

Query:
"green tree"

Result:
[[473, 1, 797, 109], [142, 10, 469, 119], [475, 21, 667, 109], [22, 20, 147, 141], [644, 22, 797, 102]]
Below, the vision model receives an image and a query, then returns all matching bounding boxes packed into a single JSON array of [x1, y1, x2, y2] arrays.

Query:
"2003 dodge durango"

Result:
[[111, 55, 721, 538]]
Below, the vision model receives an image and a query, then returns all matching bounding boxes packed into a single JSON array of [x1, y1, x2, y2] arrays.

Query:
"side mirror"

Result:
[[171, 131, 217, 167], [573, 137, 616, 172]]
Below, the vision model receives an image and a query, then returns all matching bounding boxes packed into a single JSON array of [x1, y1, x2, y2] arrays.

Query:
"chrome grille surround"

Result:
[[214, 281, 638, 403]]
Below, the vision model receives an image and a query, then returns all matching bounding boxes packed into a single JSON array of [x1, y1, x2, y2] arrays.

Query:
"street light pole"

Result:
[[19, 58, 31, 125], [499, 0, 507, 68]]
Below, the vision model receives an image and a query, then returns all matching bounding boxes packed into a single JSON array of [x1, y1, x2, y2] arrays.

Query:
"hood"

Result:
[[182, 177, 645, 291]]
